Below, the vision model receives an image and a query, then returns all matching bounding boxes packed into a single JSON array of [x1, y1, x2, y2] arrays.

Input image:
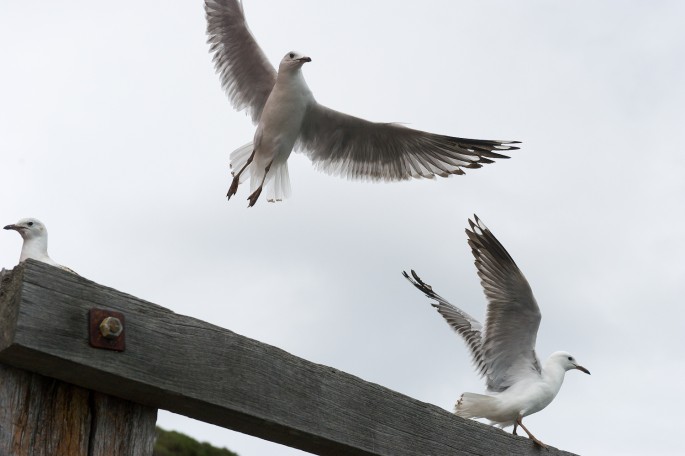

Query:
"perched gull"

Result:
[[403, 216, 589, 447], [205, 0, 520, 206], [4, 218, 77, 274]]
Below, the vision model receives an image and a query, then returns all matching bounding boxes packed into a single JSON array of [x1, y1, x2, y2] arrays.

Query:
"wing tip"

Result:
[[466, 214, 487, 236]]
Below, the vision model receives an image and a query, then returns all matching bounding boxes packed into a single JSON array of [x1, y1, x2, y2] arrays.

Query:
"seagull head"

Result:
[[551, 351, 591, 375], [4, 218, 48, 241], [279, 51, 312, 72]]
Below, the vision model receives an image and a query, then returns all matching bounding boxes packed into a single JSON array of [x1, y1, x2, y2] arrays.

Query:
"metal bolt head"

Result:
[[99, 316, 123, 339]]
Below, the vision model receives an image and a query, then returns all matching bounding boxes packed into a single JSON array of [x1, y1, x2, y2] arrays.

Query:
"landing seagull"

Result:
[[403, 216, 589, 447], [205, 0, 520, 206], [4, 218, 77, 274]]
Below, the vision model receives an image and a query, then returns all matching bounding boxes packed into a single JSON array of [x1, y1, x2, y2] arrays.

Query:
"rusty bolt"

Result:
[[99, 316, 123, 339]]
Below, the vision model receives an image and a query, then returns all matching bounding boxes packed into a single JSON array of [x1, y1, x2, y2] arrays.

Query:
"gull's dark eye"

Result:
[[27, 222, 34, 227], [289, 52, 295, 59], [567, 356, 573, 361]]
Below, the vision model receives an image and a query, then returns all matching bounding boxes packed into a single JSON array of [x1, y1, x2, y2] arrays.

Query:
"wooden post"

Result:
[[0, 364, 157, 456], [0, 261, 579, 456]]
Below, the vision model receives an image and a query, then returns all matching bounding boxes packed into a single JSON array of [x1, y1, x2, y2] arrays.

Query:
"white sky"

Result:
[[1, 1, 684, 455]]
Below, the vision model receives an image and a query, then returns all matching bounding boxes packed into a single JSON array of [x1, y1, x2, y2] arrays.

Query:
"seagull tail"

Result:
[[455, 392, 498, 419], [230, 142, 254, 184], [264, 160, 292, 203]]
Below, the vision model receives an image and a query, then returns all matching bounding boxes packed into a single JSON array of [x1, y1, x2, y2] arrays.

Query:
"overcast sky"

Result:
[[2, 1, 684, 455]]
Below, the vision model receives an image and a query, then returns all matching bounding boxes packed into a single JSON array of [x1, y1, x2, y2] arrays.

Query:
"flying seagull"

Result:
[[205, 0, 520, 206], [4, 218, 77, 274], [403, 216, 589, 447]]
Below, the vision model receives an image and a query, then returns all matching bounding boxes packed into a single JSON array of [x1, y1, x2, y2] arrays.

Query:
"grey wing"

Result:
[[297, 103, 519, 181], [466, 215, 542, 393], [205, 0, 277, 123], [403, 270, 488, 378]]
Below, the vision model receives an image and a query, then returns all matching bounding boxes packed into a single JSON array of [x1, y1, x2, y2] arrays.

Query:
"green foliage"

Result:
[[153, 427, 239, 456]]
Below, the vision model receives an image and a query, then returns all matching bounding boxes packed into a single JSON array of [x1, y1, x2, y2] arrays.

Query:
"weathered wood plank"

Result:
[[0, 364, 157, 456], [0, 260, 578, 456]]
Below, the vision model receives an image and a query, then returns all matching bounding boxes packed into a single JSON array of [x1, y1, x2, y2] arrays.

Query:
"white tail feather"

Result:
[[455, 392, 499, 419], [266, 161, 291, 202], [230, 142, 254, 184], [249, 164, 265, 195], [230, 142, 292, 203]]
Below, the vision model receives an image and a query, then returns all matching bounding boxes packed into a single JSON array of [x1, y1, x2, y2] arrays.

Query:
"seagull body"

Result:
[[4, 218, 76, 274], [234, 52, 313, 205], [205, 0, 520, 206], [456, 352, 581, 427], [403, 216, 589, 447]]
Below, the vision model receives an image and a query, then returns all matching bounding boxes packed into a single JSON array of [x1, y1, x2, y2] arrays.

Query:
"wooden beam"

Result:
[[0, 260, 578, 456]]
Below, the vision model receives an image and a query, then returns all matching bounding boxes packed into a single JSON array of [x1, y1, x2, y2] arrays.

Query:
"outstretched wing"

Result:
[[297, 103, 519, 181], [466, 215, 542, 392], [205, 0, 277, 123], [403, 270, 488, 378]]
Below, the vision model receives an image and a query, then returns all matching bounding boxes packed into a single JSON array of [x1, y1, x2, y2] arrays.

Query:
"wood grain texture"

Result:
[[0, 364, 157, 456], [0, 261, 578, 456]]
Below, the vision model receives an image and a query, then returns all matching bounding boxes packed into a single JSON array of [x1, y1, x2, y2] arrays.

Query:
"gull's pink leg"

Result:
[[516, 417, 546, 448], [247, 161, 273, 207], [227, 150, 255, 200]]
